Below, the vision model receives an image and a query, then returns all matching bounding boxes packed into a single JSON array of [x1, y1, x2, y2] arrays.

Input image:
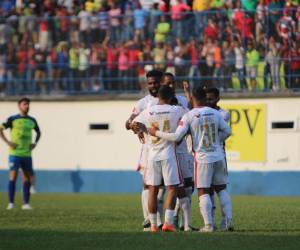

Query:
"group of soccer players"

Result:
[[126, 70, 233, 232], [0, 70, 233, 234]]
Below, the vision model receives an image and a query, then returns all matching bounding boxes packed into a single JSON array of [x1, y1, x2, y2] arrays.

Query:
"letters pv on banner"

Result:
[[220, 104, 266, 162]]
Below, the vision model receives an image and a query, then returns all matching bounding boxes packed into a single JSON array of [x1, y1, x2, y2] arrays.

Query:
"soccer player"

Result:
[[133, 86, 190, 232], [125, 69, 163, 230], [161, 72, 195, 231], [149, 87, 231, 232], [162, 72, 189, 108], [0, 97, 41, 210], [206, 87, 233, 231]]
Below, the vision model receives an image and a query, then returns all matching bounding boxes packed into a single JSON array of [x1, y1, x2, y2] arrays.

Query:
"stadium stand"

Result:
[[0, 0, 299, 96]]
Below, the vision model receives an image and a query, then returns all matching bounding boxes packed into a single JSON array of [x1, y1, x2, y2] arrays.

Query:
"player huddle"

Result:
[[126, 70, 233, 233]]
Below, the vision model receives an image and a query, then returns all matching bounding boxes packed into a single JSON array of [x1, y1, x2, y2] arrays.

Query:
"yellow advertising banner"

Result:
[[220, 104, 266, 162]]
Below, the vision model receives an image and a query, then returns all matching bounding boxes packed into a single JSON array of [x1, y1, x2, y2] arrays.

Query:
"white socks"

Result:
[[174, 198, 180, 216], [141, 189, 149, 220], [179, 197, 191, 230], [149, 213, 157, 227], [157, 188, 165, 226], [157, 199, 164, 226], [218, 189, 232, 220], [165, 209, 175, 225], [199, 194, 213, 226]]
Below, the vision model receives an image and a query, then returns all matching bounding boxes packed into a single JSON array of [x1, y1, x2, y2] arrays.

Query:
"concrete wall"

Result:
[[0, 98, 299, 195]]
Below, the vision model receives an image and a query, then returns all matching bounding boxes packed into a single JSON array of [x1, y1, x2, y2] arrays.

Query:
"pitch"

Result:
[[0, 193, 299, 250]]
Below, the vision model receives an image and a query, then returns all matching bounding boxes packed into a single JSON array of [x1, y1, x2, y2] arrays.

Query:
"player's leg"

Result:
[[148, 185, 159, 232], [173, 197, 181, 229], [161, 158, 180, 232], [177, 185, 192, 231], [210, 187, 217, 230], [7, 156, 20, 210], [162, 184, 177, 232], [139, 146, 150, 230], [30, 173, 36, 194], [156, 185, 165, 229], [141, 184, 150, 230], [21, 157, 34, 209], [213, 159, 233, 231], [177, 153, 196, 231], [196, 161, 214, 232], [146, 160, 162, 232]]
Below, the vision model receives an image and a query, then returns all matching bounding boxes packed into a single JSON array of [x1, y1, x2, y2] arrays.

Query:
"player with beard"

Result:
[[125, 70, 163, 231]]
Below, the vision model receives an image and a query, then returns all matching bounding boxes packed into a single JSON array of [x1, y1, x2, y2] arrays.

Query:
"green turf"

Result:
[[0, 193, 300, 250]]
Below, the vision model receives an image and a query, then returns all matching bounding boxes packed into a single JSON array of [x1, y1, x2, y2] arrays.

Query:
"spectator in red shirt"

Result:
[[118, 44, 129, 90], [277, 8, 296, 45], [171, 0, 191, 39], [128, 41, 141, 90], [188, 38, 201, 88], [291, 41, 300, 89], [105, 42, 118, 90], [280, 41, 292, 88], [232, 1, 254, 41], [56, 6, 69, 42], [204, 18, 219, 40], [17, 43, 27, 92]]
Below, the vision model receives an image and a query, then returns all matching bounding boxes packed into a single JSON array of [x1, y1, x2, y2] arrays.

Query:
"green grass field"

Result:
[[0, 193, 300, 250]]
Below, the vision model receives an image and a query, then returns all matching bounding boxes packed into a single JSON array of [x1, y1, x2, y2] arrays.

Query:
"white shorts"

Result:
[[195, 159, 228, 188], [136, 144, 148, 176], [144, 157, 183, 186], [176, 153, 194, 179]]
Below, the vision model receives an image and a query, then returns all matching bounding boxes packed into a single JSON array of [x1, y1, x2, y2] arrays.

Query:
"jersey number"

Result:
[[201, 123, 216, 148], [151, 120, 170, 144]]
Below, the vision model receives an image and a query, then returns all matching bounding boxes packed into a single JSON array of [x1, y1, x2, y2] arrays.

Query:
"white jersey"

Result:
[[156, 106, 231, 163], [134, 104, 186, 161], [132, 94, 158, 116]]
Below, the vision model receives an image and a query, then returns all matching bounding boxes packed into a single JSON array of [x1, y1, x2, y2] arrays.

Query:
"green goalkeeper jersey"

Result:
[[1, 114, 41, 157]]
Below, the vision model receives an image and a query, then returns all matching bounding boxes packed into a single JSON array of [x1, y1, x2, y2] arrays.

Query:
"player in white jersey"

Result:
[[162, 72, 195, 230], [149, 87, 231, 232], [206, 87, 233, 231], [133, 86, 192, 232], [125, 70, 163, 231]]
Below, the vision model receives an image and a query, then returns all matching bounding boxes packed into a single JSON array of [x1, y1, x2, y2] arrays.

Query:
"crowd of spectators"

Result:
[[0, 0, 300, 95]]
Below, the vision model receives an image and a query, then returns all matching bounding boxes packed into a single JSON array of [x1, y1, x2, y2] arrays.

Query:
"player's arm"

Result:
[[131, 110, 149, 140], [0, 118, 17, 149], [218, 114, 231, 141], [150, 114, 190, 142], [126, 100, 144, 131], [31, 120, 41, 150], [125, 113, 138, 130]]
